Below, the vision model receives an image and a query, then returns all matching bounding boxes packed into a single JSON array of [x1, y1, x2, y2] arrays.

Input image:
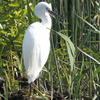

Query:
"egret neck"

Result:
[[41, 13, 52, 29]]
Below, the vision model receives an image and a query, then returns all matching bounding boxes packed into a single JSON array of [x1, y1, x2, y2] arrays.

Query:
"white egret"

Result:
[[22, 2, 62, 84]]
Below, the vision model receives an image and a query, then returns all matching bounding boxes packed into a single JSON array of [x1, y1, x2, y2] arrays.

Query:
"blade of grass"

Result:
[[76, 46, 100, 65], [76, 14, 100, 34]]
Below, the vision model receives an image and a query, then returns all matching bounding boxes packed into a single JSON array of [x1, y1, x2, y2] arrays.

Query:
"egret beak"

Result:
[[47, 10, 63, 22]]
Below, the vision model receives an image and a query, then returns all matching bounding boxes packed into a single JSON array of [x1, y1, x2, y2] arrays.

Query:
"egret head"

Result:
[[34, 2, 63, 22], [34, 2, 52, 19]]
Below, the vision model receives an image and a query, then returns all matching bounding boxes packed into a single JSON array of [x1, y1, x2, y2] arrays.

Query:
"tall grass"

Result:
[[0, 0, 100, 100]]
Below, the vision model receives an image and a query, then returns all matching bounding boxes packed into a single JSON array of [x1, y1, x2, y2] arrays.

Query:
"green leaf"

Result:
[[8, 3, 20, 7], [56, 31, 75, 70], [93, 66, 100, 77]]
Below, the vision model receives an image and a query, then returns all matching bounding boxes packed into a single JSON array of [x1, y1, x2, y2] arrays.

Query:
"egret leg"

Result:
[[29, 83, 33, 97], [35, 79, 39, 89]]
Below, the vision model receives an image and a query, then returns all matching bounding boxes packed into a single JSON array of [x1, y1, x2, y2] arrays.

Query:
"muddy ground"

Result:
[[0, 77, 90, 100], [0, 77, 69, 100]]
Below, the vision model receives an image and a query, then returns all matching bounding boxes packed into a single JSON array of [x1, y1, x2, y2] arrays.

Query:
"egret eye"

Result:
[[46, 7, 50, 12]]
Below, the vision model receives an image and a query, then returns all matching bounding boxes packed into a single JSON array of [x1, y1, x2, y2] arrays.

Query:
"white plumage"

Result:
[[22, 2, 52, 83]]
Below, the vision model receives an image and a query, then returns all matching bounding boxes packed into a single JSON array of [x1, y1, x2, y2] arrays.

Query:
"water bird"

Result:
[[22, 1, 62, 86]]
